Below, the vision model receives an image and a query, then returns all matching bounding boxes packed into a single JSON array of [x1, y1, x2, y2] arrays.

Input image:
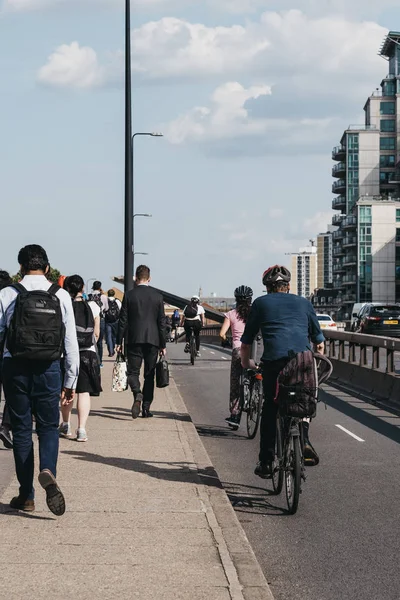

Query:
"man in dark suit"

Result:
[[116, 265, 166, 419]]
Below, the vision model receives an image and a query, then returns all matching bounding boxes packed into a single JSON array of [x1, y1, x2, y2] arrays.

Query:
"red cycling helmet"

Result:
[[262, 265, 291, 286]]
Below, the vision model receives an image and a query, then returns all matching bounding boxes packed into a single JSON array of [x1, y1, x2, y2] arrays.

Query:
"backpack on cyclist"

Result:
[[73, 299, 95, 349], [276, 350, 318, 418], [88, 292, 104, 317], [7, 283, 65, 361], [105, 299, 120, 324], [184, 304, 198, 319]]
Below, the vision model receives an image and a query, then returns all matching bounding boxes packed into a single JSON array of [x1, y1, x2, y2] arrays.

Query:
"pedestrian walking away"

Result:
[[116, 265, 166, 419], [61, 275, 102, 442], [0, 245, 80, 515], [0, 270, 13, 449], [105, 289, 122, 358], [220, 285, 253, 430], [88, 281, 108, 368]]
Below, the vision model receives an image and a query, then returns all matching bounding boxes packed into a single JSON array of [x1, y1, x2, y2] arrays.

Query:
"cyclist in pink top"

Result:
[[220, 286, 253, 430]]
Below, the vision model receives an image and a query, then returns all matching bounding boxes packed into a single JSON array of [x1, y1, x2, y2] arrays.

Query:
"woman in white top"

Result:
[[60, 275, 101, 442], [219, 286, 253, 430]]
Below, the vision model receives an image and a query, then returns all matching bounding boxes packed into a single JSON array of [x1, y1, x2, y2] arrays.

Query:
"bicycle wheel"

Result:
[[285, 430, 301, 515], [190, 336, 196, 365], [272, 416, 284, 495], [246, 379, 262, 439]]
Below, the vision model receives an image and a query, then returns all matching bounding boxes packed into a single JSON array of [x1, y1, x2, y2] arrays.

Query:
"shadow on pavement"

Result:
[[195, 424, 250, 441], [62, 450, 222, 488], [0, 502, 55, 520], [321, 389, 400, 445], [223, 482, 287, 516]]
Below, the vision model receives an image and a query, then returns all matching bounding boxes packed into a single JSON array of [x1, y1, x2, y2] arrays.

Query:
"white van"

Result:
[[350, 303, 366, 331]]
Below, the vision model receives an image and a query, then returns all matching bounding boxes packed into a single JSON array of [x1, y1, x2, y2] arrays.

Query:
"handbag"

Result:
[[112, 352, 128, 392], [156, 356, 170, 389]]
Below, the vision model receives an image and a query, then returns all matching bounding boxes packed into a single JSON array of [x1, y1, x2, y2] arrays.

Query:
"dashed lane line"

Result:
[[335, 424, 365, 442]]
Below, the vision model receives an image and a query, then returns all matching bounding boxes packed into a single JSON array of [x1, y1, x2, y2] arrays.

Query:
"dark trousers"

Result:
[[105, 322, 118, 356], [97, 318, 106, 364], [127, 344, 159, 407], [184, 320, 202, 351], [259, 358, 289, 464], [2, 358, 62, 500], [0, 356, 11, 429]]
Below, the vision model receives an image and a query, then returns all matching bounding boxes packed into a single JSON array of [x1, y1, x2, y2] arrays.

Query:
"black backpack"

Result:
[[7, 283, 65, 361], [184, 304, 198, 319], [105, 299, 120, 324], [73, 299, 95, 349]]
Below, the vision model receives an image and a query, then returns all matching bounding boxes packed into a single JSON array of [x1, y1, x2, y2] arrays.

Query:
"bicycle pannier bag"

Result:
[[156, 357, 170, 389], [276, 350, 318, 418], [7, 283, 65, 361]]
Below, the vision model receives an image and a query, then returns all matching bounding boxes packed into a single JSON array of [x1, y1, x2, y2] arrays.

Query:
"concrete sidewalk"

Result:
[[0, 360, 273, 600]]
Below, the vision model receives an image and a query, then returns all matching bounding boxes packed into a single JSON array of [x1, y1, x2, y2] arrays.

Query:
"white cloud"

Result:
[[269, 208, 285, 219], [37, 42, 105, 89], [303, 211, 334, 235], [164, 81, 335, 150]]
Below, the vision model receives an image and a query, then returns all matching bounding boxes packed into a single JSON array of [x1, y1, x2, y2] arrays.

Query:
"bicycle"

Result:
[[189, 328, 197, 365], [271, 354, 333, 514], [240, 367, 263, 439]]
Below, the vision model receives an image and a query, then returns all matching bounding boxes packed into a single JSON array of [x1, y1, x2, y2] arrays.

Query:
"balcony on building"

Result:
[[333, 260, 345, 274], [342, 293, 357, 304], [342, 274, 357, 286], [332, 195, 346, 211], [343, 235, 357, 248], [332, 180, 346, 194], [343, 254, 357, 267], [333, 279, 343, 289], [332, 229, 344, 242], [332, 213, 345, 227], [332, 145, 346, 161], [342, 216, 357, 230], [333, 246, 345, 257], [332, 162, 346, 178]]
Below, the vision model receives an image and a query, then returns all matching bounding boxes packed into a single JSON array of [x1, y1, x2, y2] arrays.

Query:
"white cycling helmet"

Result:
[[191, 295, 200, 303]]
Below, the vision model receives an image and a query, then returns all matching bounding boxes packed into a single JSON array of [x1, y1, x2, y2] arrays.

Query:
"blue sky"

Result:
[[0, 0, 399, 297]]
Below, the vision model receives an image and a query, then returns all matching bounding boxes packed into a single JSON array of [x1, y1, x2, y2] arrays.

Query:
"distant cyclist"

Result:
[[182, 296, 205, 357], [220, 286, 253, 430], [171, 309, 180, 340], [241, 265, 324, 478]]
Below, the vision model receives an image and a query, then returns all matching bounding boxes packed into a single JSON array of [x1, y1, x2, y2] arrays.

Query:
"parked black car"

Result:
[[356, 303, 400, 337]]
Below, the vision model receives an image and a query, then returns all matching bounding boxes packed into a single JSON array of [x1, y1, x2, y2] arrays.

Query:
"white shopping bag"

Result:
[[112, 353, 128, 392]]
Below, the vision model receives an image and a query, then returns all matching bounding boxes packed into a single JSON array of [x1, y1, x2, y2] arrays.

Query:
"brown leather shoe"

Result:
[[10, 496, 35, 512]]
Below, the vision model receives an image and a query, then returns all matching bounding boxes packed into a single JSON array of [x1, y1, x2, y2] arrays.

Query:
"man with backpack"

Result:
[[105, 289, 121, 358], [0, 245, 80, 515], [88, 281, 108, 368], [241, 265, 324, 479], [181, 296, 205, 357]]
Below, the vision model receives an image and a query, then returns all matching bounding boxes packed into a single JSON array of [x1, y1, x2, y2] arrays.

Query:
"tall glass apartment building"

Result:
[[331, 32, 400, 314]]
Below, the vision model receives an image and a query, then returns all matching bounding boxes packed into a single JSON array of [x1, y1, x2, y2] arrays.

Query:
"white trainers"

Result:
[[76, 428, 88, 442], [59, 423, 72, 438]]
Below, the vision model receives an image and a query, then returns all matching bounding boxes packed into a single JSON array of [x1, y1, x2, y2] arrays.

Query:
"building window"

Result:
[[380, 155, 396, 167], [380, 171, 396, 183], [396, 209, 400, 222], [380, 102, 396, 115], [380, 137, 396, 150], [382, 81, 396, 96], [396, 229, 400, 243], [381, 119, 396, 132], [347, 134, 359, 149]]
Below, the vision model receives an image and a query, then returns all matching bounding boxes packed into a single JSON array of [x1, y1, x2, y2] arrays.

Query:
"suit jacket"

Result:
[[117, 285, 166, 349]]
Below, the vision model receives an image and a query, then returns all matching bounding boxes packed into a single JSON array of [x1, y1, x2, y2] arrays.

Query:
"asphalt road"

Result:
[[168, 342, 400, 600]]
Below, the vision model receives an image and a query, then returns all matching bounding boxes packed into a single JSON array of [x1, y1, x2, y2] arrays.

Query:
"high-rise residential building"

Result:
[[317, 227, 335, 289], [331, 31, 400, 315], [290, 245, 317, 298]]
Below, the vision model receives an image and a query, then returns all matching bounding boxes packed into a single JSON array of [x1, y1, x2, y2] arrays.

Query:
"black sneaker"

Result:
[[225, 415, 241, 430], [0, 426, 13, 449], [304, 441, 319, 466], [184, 343, 190, 353], [132, 393, 143, 420], [254, 461, 273, 479]]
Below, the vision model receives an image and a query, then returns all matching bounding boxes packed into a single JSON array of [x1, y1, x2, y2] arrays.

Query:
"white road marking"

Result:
[[221, 356, 228, 361], [210, 351, 215, 355], [335, 424, 365, 442]]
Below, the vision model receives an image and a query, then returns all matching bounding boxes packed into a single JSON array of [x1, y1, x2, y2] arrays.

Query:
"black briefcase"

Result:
[[156, 357, 170, 388]]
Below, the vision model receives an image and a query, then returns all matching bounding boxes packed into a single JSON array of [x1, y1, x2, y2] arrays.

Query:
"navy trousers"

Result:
[[2, 358, 62, 500]]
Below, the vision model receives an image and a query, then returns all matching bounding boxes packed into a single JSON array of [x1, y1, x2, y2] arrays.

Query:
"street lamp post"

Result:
[[124, 0, 133, 293], [132, 132, 162, 270]]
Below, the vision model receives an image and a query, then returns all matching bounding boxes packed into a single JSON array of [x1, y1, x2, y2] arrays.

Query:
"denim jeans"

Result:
[[97, 318, 106, 364], [105, 322, 118, 356], [2, 358, 62, 500]]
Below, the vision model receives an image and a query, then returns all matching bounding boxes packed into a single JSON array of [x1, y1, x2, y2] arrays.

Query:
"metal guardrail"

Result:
[[324, 330, 400, 374]]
